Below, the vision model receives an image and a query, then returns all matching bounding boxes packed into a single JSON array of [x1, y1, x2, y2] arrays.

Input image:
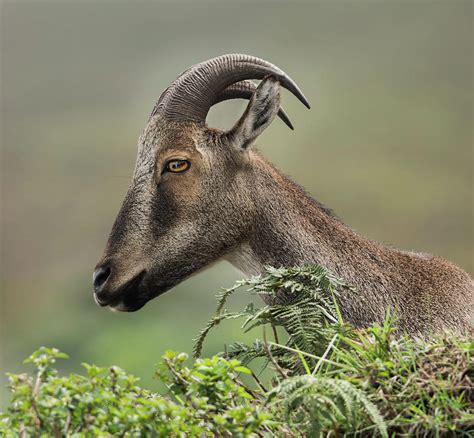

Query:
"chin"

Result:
[[108, 283, 173, 312], [108, 300, 147, 313]]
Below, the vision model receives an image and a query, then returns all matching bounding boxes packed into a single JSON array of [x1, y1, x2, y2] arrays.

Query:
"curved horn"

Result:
[[153, 54, 310, 123], [213, 81, 294, 130]]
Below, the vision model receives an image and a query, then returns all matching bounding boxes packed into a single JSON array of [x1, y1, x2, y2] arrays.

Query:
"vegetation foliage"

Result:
[[2, 265, 473, 436], [0, 348, 272, 437]]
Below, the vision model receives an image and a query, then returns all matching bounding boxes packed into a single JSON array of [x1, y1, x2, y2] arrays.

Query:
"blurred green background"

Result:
[[1, 1, 472, 401]]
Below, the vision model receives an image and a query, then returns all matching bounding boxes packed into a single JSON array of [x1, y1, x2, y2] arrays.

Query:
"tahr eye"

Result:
[[164, 159, 191, 174]]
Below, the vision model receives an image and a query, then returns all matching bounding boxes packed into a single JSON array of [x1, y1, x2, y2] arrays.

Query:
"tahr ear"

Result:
[[227, 76, 281, 150]]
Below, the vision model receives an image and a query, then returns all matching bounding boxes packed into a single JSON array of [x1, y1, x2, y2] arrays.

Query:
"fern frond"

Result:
[[270, 375, 388, 437], [193, 307, 254, 357], [215, 281, 246, 315]]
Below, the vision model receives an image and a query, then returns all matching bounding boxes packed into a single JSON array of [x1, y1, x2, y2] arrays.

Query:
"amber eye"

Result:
[[164, 159, 191, 174]]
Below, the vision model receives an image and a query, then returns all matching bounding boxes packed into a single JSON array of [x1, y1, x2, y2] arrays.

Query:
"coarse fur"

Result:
[[94, 75, 473, 336]]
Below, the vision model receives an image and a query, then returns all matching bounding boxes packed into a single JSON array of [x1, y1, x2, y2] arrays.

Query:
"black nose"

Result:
[[93, 265, 111, 293]]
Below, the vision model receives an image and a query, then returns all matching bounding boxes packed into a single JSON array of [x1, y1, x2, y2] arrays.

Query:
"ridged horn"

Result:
[[152, 54, 310, 123]]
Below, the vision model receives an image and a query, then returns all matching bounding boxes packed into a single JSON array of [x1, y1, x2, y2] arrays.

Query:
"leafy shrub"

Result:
[[0, 348, 274, 437], [2, 265, 473, 437]]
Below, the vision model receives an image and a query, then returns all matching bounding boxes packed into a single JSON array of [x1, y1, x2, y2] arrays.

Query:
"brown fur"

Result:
[[94, 78, 473, 336], [227, 153, 473, 335]]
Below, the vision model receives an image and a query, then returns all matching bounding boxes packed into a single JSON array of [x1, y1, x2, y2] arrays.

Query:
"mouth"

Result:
[[94, 270, 149, 312]]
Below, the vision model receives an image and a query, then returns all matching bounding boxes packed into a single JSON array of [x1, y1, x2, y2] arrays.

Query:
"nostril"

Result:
[[93, 266, 111, 292]]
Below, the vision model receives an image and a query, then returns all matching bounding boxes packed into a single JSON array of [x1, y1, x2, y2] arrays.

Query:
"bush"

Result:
[[2, 265, 473, 437], [0, 348, 274, 437]]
